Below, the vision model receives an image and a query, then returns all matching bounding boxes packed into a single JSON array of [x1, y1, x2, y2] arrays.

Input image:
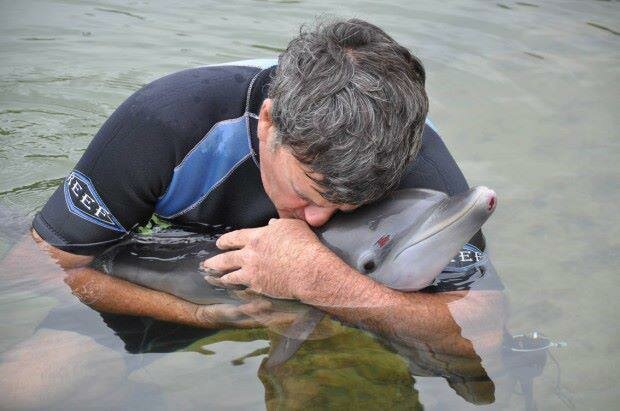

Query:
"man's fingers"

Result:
[[220, 270, 250, 287], [211, 304, 246, 321], [216, 228, 260, 250], [202, 249, 243, 274], [195, 303, 242, 323], [195, 304, 262, 328], [204, 275, 226, 288], [228, 288, 253, 300], [229, 289, 264, 302], [238, 299, 273, 316], [237, 300, 299, 328], [204, 269, 250, 288]]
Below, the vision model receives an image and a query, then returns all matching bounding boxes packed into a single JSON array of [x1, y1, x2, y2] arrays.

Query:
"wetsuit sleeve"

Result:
[[399, 124, 469, 196], [32, 83, 179, 255], [399, 124, 485, 249], [399, 124, 502, 292]]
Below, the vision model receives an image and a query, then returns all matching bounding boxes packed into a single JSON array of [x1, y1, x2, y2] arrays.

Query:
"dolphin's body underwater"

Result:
[[0, 186, 497, 367], [98, 186, 497, 303]]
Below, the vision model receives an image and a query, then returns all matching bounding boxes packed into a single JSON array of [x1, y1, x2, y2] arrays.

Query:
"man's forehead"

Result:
[[292, 179, 328, 207], [294, 176, 357, 211], [290, 149, 357, 210]]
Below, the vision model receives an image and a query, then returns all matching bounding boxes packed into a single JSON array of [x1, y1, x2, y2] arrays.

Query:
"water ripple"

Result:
[[23, 154, 69, 159], [19, 37, 56, 41], [587, 21, 620, 35], [94, 7, 145, 20], [0, 178, 64, 197], [0, 109, 74, 117]]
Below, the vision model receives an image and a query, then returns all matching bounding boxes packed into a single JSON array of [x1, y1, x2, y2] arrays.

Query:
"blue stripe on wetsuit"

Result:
[[425, 117, 437, 133], [155, 115, 251, 218], [155, 113, 437, 218]]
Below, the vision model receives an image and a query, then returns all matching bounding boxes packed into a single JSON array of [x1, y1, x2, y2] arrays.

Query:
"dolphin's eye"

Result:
[[363, 260, 376, 273], [358, 251, 378, 274]]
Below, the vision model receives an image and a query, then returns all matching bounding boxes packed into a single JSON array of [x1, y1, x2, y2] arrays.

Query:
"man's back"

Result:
[[33, 62, 477, 254], [33, 63, 275, 254]]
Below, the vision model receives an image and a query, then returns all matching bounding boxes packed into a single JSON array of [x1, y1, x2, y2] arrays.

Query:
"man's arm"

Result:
[[203, 219, 506, 357], [0, 228, 265, 329], [294, 263, 504, 357]]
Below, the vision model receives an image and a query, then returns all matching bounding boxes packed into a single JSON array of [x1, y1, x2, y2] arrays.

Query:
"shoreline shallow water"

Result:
[[1, 1, 619, 409]]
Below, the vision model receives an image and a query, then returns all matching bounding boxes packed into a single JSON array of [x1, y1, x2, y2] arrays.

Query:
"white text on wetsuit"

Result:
[[66, 173, 114, 224]]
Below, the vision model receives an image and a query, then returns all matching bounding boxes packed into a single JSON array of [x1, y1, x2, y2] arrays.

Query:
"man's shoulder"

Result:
[[399, 123, 469, 196], [145, 64, 261, 95], [121, 65, 263, 126]]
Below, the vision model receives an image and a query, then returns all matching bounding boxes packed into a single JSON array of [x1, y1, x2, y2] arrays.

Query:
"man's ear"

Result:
[[257, 98, 273, 143]]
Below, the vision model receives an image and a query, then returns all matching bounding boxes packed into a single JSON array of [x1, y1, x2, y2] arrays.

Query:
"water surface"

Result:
[[1, 0, 619, 409]]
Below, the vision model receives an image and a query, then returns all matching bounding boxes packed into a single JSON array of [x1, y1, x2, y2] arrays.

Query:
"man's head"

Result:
[[258, 18, 428, 227]]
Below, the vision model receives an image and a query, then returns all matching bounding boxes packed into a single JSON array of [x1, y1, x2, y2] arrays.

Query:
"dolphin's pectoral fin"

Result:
[[264, 308, 326, 369], [231, 347, 271, 366]]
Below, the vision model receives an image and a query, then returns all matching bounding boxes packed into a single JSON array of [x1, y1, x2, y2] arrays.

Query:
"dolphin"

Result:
[[99, 186, 496, 302], [266, 186, 497, 367], [1, 186, 497, 366], [316, 186, 497, 291], [97, 186, 496, 302], [95, 186, 496, 367], [96, 229, 240, 305]]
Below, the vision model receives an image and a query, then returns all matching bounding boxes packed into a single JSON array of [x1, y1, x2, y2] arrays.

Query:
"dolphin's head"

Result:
[[318, 187, 497, 291], [368, 186, 496, 290]]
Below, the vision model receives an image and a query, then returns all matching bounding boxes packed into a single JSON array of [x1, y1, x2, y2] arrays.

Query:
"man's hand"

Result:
[[193, 290, 299, 329], [202, 218, 335, 300], [201, 219, 505, 358]]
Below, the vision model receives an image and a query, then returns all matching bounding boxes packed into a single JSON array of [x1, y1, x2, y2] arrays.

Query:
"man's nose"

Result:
[[302, 205, 338, 227]]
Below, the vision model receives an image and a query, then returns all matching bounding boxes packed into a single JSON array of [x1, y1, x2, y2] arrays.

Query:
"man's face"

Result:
[[257, 99, 357, 228]]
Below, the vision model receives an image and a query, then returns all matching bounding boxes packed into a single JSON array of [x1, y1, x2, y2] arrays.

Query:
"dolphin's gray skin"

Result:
[[317, 186, 497, 291], [97, 230, 238, 305], [1, 187, 497, 367], [98, 186, 496, 369], [98, 186, 496, 304], [266, 186, 497, 367]]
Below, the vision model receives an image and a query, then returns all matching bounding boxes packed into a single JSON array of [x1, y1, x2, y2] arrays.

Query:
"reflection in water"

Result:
[[199, 294, 567, 410], [0, 204, 567, 410], [258, 326, 424, 410], [501, 332, 571, 411], [256, 309, 569, 410], [2, 0, 617, 407], [261, 321, 494, 409]]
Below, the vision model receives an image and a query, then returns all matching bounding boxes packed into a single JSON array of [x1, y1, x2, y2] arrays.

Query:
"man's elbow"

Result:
[[30, 228, 94, 270], [448, 290, 507, 353]]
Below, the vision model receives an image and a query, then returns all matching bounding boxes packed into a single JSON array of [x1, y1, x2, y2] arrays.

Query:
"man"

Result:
[[31, 19, 502, 354]]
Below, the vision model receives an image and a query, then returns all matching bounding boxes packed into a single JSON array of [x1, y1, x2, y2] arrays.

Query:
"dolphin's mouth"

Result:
[[391, 188, 491, 260]]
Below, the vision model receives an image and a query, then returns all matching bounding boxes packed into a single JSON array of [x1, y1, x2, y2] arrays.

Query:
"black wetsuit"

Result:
[[33, 63, 478, 253], [34, 63, 500, 353]]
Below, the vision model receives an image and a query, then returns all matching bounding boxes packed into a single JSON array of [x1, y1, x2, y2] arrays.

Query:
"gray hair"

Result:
[[268, 18, 428, 205]]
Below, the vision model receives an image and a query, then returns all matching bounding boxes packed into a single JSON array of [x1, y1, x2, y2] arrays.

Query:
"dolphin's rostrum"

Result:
[[96, 186, 497, 366], [98, 186, 496, 302]]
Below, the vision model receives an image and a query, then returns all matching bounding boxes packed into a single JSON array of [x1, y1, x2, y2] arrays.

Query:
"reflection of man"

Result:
[[31, 19, 501, 351], [258, 325, 496, 409]]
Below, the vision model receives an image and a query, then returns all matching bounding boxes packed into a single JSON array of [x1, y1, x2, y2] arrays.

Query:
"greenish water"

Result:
[[0, 0, 618, 409]]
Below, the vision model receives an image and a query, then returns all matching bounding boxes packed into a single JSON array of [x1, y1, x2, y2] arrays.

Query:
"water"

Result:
[[0, 0, 618, 409]]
